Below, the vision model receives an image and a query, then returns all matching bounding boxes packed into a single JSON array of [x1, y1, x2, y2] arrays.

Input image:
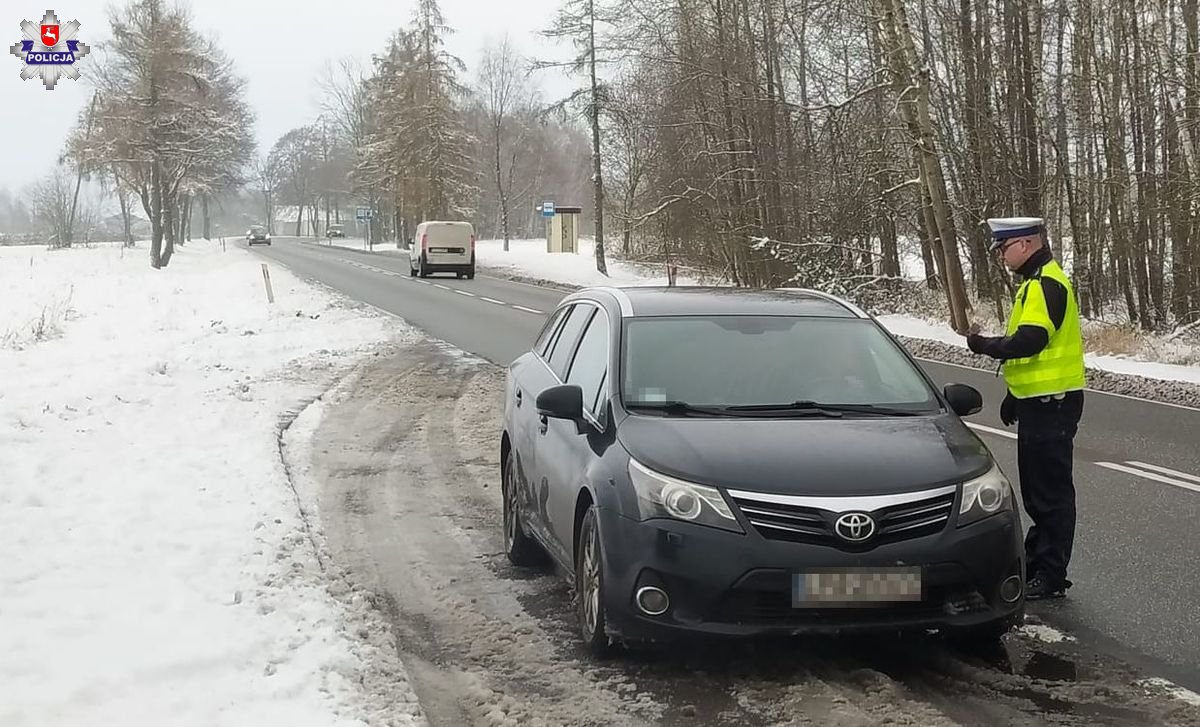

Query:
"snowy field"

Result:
[[0, 241, 424, 726], [472, 238, 1200, 386], [473, 237, 708, 287]]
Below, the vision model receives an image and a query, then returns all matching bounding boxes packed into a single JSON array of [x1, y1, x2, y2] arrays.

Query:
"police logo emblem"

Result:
[[9, 10, 90, 90]]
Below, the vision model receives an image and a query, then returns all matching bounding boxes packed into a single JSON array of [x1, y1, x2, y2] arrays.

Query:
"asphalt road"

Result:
[[250, 236, 1200, 693]]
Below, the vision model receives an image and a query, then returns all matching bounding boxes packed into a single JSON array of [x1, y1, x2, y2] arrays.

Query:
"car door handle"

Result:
[[515, 389, 523, 407], [538, 415, 548, 434]]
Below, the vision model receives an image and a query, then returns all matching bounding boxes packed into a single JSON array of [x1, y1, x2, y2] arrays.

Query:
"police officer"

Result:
[[963, 217, 1086, 600]]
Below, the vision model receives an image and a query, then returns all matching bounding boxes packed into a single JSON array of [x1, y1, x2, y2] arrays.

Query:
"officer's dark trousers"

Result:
[[1015, 390, 1084, 586]]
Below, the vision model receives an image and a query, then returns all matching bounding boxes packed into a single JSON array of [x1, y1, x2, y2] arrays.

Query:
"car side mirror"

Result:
[[536, 384, 584, 421], [944, 383, 983, 417]]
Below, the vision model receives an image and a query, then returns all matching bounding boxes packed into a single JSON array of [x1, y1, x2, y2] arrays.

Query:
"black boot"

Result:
[[1026, 573, 1069, 601]]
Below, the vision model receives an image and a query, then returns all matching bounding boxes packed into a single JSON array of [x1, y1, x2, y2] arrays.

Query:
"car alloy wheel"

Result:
[[502, 454, 544, 566], [575, 505, 611, 656]]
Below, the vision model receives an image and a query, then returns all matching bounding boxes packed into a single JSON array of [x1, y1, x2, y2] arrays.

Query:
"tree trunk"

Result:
[[202, 195, 211, 240], [161, 190, 177, 268], [150, 162, 164, 269], [588, 0, 607, 275], [878, 0, 969, 331], [494, 121, 511, 251], [180, 195, 191, 244], [118, 187, 133, 247]]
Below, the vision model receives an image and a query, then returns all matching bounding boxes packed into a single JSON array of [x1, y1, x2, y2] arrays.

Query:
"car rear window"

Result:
[[621, 316, 938, 410], [424, 225, 472, 246]]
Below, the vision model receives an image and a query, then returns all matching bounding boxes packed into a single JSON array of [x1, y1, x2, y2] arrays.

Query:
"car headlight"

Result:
[[628, 459, 743, 533], [958, 463, 1013, 527]]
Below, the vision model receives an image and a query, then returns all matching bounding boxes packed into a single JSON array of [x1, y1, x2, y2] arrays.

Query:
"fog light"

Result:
[[635, 586, 670, 616], [1000, 575, 1022, 603]]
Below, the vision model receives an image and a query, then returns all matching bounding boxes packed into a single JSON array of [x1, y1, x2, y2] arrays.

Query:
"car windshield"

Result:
[[621, 315, 940, 412]]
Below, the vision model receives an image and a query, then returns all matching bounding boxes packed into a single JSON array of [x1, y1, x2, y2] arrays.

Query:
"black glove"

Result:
[[967, 334, 989, 355], [1000, 392, 1018, 427]]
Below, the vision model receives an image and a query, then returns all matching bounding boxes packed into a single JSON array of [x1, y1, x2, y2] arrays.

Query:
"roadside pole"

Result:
[[261, 263, 274, 303], [356, 206, 374, 252]]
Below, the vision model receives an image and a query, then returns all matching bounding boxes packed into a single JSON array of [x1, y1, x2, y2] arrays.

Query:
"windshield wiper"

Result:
[[625, 401, 729, 416], [724, 401, 923, 416], [722, 400, 843, 417]]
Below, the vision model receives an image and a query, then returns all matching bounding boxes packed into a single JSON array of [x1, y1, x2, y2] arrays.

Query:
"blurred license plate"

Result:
[[430, 247, 463, 253], [793, 567, 922, 607]]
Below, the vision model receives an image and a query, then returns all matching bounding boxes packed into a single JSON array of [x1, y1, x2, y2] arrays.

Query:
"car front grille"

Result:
[[727, 485, 957, 549]]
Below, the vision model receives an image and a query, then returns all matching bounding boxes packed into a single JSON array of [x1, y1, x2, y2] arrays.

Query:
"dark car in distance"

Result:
[[246, 225, 270, 245], [499, 286, 1025, 655]]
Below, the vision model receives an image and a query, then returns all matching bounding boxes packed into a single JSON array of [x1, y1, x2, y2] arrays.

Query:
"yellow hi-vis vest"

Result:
[[1003, 259, 1087, 399]]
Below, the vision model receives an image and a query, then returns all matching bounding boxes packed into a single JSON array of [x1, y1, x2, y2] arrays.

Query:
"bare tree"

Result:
[[29, 165, 76, 248], [253, 154, 277, 234], [269, 126, 321, 236], [542, 0, 613, 275], [478, 36, 532, 251], [69, 0, 253, 268], [873, 0, 970, 332]]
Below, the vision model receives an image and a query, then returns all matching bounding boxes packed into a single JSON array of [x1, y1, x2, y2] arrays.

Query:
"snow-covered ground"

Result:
[[474, 237, 709, 287], [0, 241, 424, 726], [473, 238, 1200, 387]]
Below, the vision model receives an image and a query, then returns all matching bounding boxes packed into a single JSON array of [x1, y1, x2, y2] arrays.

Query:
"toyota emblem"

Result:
[[834, 512, 876, 542]]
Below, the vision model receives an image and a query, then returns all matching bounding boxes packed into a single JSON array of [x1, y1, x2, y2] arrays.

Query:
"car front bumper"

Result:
[[598, 507, 1024, 643]]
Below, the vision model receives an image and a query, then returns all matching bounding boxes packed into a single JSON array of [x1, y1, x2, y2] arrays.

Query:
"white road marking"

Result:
[[965, 421, 1017, 440], [1125, 460, 1200, 485], [511, 305, 543, 315], [480, 297, 506, 306], [433, 284, 450, 290], [1095, 461, 1200, 494], [455, 289, 474, 297], [416, 280, 431, 285]]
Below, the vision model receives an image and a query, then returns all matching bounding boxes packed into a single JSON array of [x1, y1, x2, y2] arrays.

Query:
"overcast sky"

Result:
[[1, 0, 574, 194]]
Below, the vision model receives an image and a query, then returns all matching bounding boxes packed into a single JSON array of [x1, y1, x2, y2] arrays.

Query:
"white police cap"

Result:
[[986, 216, 1043, 250]]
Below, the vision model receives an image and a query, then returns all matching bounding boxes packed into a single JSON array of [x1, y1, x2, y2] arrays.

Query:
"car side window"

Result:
[[534, 308, 568, 358], [565, 311, 609, 418], [591, 370, 608, 415], [545, 305, 594, 379]]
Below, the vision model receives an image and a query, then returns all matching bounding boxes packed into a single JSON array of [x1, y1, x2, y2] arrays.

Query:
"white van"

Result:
[[409, 221, 476, 279]]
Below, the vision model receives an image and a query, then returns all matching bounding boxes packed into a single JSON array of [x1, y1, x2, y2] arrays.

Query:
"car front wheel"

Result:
[[502, 454, 545, 566], [576, 504, 612, 657]]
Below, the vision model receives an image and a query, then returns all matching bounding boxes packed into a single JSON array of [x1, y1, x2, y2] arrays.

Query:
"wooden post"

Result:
[[261, 263, 274, 303]]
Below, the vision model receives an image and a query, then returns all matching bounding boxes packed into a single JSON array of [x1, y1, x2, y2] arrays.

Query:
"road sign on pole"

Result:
[[542, 201, 555, 217]]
